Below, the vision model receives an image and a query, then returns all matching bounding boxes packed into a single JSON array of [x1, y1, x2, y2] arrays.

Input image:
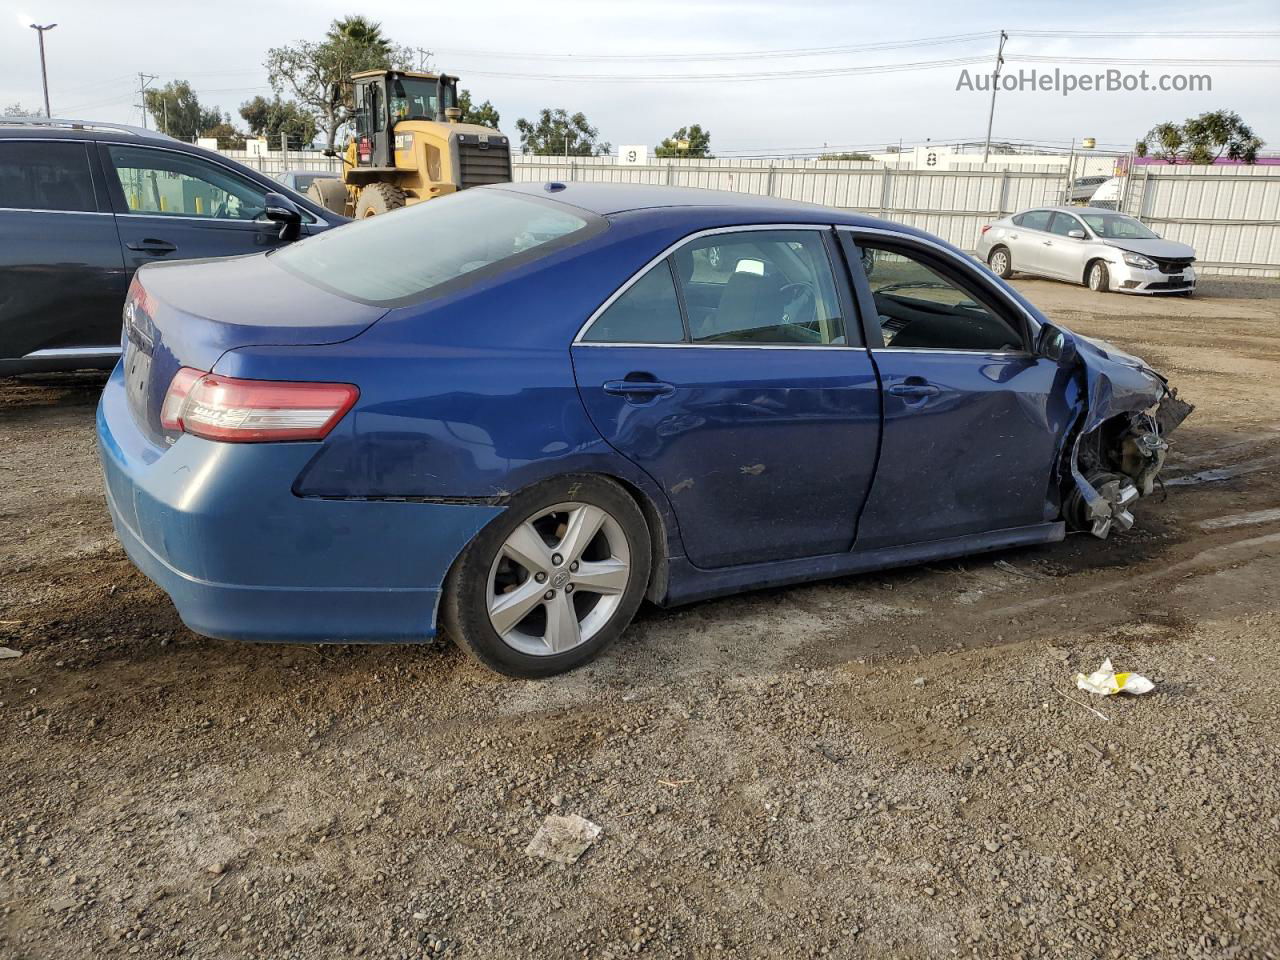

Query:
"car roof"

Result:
[[0, 117, 182, 144], [1023, 205, 1129, 215], [492, 180, 889, 227]]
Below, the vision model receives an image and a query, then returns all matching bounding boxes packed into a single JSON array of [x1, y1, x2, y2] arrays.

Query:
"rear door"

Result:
[[842, 229, 1070, 549], [98, 143, 300, 272], [0, 138, 126, 361], [1009, 209, 1053, 276], [572, 226, 882, 570]]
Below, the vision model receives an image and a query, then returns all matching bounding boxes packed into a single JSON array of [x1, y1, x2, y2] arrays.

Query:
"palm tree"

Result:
[[327, 15, 392, 56]]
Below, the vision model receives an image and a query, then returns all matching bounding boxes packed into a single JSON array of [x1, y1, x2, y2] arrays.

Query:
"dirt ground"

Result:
[[2, 275, 1279, 960]]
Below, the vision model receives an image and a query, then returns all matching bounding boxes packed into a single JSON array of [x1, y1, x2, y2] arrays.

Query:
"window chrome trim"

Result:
[[869, 347, 1034, 358], [0, 206, 111, 216], [572, 223, 837, 345], [574, 341, 858, 351], [837, 224, 1043, 338], [23, 346, 121, 359]]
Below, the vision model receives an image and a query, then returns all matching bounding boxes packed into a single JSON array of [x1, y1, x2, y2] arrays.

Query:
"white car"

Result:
[[977, 206, 1196, 296]]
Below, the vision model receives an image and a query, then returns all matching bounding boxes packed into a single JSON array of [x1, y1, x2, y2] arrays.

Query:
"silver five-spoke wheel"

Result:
[[486, 502, 632, 656]]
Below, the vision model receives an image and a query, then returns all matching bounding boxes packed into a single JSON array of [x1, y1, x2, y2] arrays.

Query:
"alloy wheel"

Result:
[[990, 250, 1008, 275], [486, 502, 632, 656]]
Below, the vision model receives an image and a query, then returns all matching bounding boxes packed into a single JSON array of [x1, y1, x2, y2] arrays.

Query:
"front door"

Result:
[[99, 143, 295, 273], [845, 231, 1072, 550], [573, 227, 881, 569]]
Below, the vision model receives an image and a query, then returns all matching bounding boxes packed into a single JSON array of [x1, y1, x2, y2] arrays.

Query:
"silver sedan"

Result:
[[977, 206, 1197, 296]]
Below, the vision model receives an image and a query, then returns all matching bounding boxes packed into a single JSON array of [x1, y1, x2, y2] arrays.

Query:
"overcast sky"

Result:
[[2, 0, 1277, 155]]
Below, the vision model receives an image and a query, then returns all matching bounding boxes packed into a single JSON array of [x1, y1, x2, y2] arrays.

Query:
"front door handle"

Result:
[[126, 239, 177, 255], [603, 378, 675, 399], [887, 381, 940, 399]]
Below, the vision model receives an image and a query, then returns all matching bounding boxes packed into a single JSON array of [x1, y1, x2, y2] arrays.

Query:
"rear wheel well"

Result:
[[605, 474, 671, 605], [443, 472, 672, 609]]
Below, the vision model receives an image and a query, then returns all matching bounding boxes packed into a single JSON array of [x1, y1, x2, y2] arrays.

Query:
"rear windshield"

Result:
[[271, 188, 598, 305]]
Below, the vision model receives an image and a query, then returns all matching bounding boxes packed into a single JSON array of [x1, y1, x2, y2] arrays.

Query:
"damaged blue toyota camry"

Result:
[[97, 183, 1192, 677]]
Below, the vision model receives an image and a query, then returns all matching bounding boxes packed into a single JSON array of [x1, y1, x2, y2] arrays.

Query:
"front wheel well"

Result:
[[1083, 257, 1108, 285]]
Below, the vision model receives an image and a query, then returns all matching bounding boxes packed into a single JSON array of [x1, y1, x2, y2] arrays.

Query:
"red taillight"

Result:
[[160, 367, 358, 443], [980, 225, 991, 235]]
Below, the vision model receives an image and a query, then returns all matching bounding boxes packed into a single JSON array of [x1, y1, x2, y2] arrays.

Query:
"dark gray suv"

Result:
[[0, 118, 347, 375]]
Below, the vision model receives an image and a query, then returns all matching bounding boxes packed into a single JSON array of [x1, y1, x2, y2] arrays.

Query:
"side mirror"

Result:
[[1035, 323, 1077, 366], [1067, 229, 1086, 240], [262, 191, 303, 242]]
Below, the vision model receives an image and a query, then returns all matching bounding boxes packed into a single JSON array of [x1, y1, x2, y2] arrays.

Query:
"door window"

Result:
[[673, 231, 846, 345], [1047, 213, 1084, 237], [582, 262, 685, 343], [1013, 210, 1052, 231], [855, 243, 1025, 352], [106, 145, 268, 220], [0, 141, 97, 212]]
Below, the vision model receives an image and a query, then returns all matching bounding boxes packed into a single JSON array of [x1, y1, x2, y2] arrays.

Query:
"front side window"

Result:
[[272, 188, 596, 305], [1047, 213, 1084, 237], [672, 231, 846, 345], [0, 141, 96, 212], [107, 145, 267, 220], [1079, 212, 1159, 240], [583, 262, 684, 343], [855, 242, 1024, 352]]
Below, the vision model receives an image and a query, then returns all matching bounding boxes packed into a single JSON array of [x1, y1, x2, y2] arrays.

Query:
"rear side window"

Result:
[[0, 141, 97, 212], [583, 262, 684, 343], [1014, 210, 1052, 231], [273, 189, 598, 305]]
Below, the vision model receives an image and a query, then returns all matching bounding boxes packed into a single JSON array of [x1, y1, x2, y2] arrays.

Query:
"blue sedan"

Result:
[[96, 183, 1191, 677]]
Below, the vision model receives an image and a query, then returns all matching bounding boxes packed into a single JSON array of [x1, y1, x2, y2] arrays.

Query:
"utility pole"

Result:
[[29, 23, 57, 117], [981, 30, 1008, 165], [136, 73, 158, 129]]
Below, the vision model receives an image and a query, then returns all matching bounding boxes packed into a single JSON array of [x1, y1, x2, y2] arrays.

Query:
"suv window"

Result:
[[673, 231, 846, 345], [273, 188, 595, 305], [0, 141, 97, 212], [583, 262, 684, 343], [855, 242, 1024, 352], [107, 145, 268, 220], [1013, 210, 1052, 231], [1047, 213, 1083, 237]]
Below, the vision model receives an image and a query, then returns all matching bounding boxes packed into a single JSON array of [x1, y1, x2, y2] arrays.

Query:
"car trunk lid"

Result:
[[123, 253, 386, 446]]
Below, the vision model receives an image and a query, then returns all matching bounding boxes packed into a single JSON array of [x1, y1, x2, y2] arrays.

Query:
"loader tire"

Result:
[[307, 177, 350, 216], [355, 182, 407, 218]]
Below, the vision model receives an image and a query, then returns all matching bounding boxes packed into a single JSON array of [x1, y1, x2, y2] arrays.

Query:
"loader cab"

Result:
[[351, 70, 459, 169]]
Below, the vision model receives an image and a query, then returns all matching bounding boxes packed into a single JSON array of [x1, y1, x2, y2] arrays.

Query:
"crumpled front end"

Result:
[[1063, 334, 1194, 538]]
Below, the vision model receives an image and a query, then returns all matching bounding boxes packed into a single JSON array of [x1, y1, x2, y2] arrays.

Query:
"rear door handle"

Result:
[[126, 239, 177, 254], [1042, 240, 1054, 246], [603, 379, 675, 399], [887, 382, 940, 399]]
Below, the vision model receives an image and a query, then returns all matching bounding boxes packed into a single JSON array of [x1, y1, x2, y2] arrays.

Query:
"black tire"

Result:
[[307, 177, 349, 216], [987, 246, 1013, 279], [354, 182, 407, 218], [1087, 260, 1110, 293], [442, 475, 652, 678]]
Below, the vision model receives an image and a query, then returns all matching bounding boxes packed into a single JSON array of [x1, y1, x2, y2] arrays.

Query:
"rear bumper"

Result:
[[96, 363, 502, 643]]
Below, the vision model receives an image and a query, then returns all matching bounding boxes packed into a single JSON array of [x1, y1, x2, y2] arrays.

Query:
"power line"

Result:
[[434, 31, 996, 63], [461, 54, 994, 83], [1007, 55, 1280, 66]]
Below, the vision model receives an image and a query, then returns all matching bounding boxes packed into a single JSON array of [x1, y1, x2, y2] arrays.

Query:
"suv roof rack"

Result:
[[0, 117, 179, 141]]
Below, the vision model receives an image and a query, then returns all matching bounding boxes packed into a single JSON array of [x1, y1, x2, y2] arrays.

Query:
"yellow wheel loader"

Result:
[[309, 70, 513, 218]]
